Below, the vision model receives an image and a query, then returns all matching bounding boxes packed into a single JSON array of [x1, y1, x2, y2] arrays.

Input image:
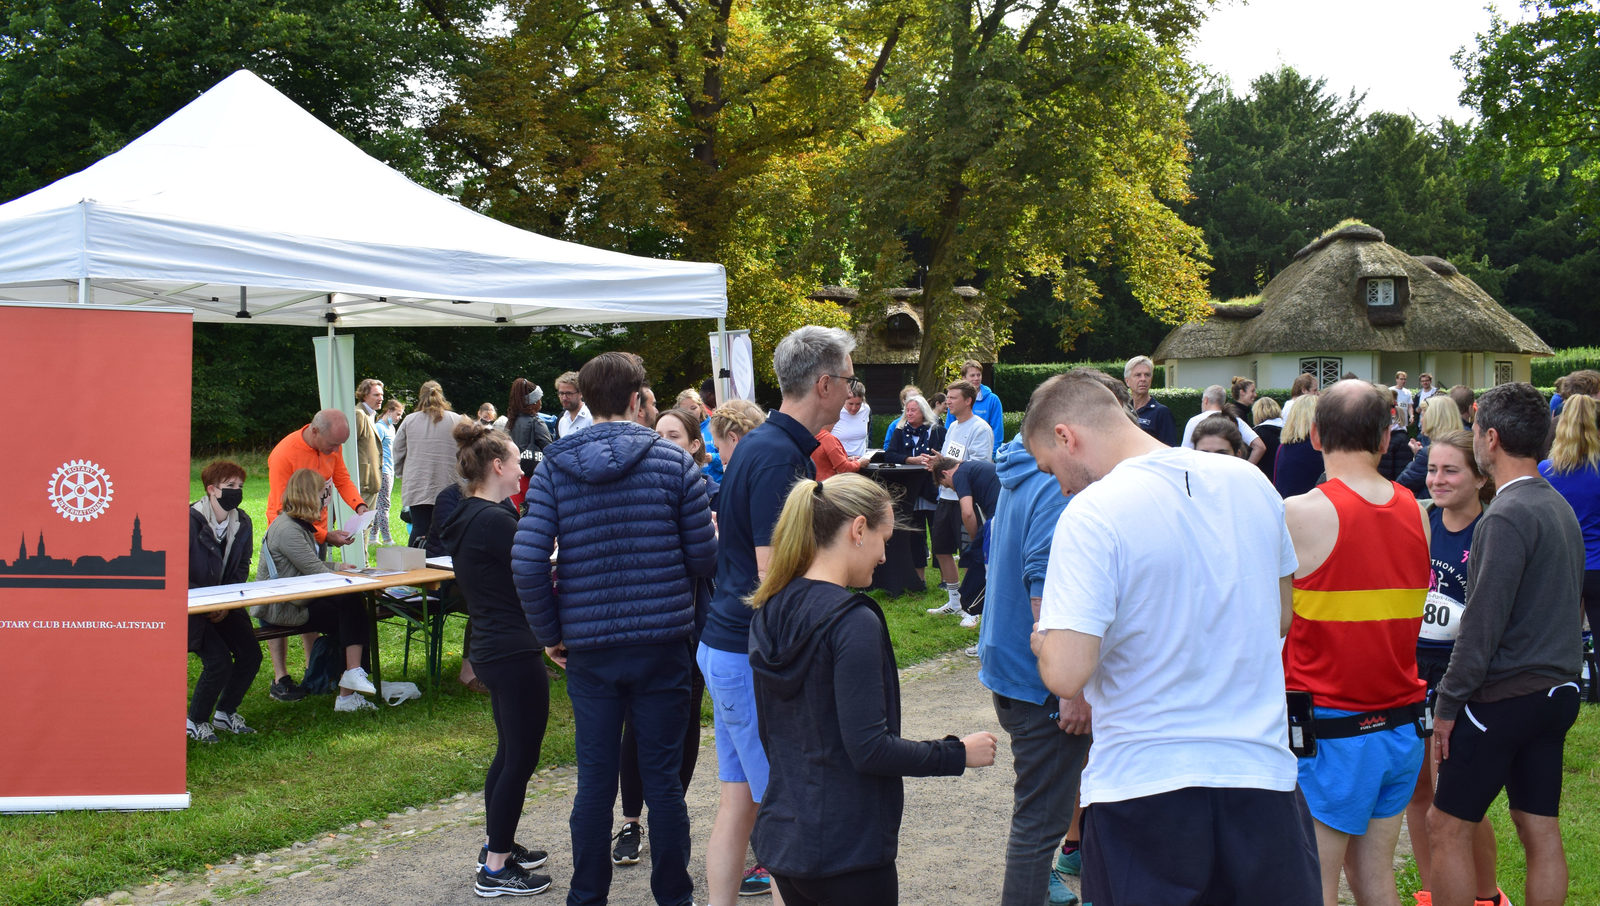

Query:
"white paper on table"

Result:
[[187, 573, 380, 609], [424, 556, 453, 570]]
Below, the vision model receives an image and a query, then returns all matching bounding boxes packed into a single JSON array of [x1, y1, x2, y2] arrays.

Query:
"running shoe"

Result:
[[1056, 846, 1081, 876], [960, 613, 980, 629], [334, 693, 378, 712], [612, 822, 642, 865], [1413, 892, 1431, 906], [926, 600, 962, 616], [738, 865, 772, 897], [339, 666, 378, 694], [964, 644, 980, 658], [478, 843, 548, 871], [1476, 890, 1514, 906], [186, 718, 219, 744], [268, 677, 307, 702], [211, 711, 257, 735], [474, 862, 552, 897], [1048, 869, 1080, 906]]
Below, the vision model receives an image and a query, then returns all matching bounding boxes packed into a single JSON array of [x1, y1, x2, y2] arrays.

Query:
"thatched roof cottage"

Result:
[[1152, 223, 1552, 390]]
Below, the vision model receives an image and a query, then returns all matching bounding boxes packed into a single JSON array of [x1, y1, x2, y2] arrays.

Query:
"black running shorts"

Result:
[[930, 499, 963, 556], [1434, 683, 1581, 823], [1081, 786, 1321, 906], [1416, 646, 1452, 697]]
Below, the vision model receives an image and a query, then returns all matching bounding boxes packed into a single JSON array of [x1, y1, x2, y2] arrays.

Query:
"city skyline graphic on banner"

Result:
[[0, 516, 167, 589]]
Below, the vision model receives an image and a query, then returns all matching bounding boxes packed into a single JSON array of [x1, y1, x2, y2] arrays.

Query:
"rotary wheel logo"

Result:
[[48, 460, 114, 522]]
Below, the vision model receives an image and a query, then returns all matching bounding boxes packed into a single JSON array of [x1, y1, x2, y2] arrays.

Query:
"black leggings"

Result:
[[298, 594, 369, 653], [476, 654, 552, 853], [619, 665, 705, 818], [771, 864, 898, 906], [408, 503, 435, 546], [1583, 570, 1600, 640]]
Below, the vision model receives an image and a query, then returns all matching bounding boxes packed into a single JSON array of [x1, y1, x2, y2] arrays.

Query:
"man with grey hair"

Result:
[[699, 324, 855, 905], [1181, 384, 1265, 464], [1026, 370, 1318, 906], [1125, 356, 1177, 446]]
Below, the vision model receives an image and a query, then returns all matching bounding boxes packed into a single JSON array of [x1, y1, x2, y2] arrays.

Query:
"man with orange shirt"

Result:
[[263, 410, 371, 703], [266, 409, 369, 547], [1284, 380, 1431, 906]]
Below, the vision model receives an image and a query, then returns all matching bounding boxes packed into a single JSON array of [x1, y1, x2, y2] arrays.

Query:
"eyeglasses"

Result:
[[821, 374, 863, 394]]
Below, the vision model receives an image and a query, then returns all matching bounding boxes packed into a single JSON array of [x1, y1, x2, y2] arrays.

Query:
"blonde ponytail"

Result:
[[746, 474, 895, 609]]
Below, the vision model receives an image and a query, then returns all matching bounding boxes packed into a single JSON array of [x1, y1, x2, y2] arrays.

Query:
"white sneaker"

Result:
[[964, 644, 980, 658], [960, 613, 980, 629], [339, 667, 377, 694], [334, 693, 379, 712], [926, 601, 961, 616], [211, 711, 257, 734]]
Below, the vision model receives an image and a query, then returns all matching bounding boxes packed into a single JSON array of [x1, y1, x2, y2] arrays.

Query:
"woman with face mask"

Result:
[[185, 460, 262, 744]]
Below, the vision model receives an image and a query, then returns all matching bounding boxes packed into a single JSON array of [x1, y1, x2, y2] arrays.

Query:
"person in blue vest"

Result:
[[946, 360, 1004, 454]]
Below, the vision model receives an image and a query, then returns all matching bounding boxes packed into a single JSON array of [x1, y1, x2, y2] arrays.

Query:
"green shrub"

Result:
[[1533, 348, 1600, 386], [992, 361, 1164, 406]]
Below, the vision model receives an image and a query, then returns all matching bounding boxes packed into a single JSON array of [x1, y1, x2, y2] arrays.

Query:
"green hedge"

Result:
[[1533, 349, 1600, 386], [993, 362, 1165, 406]]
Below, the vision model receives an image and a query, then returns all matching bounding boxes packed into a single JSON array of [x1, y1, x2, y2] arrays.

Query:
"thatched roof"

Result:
[[1154, 226, 1552, 360]]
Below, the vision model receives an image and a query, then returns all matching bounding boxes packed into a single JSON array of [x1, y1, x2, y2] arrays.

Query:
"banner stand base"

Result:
[[0, 793, 190, 813]]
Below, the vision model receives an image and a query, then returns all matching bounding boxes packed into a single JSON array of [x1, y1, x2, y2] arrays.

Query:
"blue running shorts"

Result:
[[1296, 706, 1424, 835], [697, 641, 771, 802]]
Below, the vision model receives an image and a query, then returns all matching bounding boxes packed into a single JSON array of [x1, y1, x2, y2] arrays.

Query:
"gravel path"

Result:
[[214, 654, 1049, 906]]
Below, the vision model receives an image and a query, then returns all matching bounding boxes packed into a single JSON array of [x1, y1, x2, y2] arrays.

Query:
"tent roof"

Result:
[[0, 71, 726, 327]]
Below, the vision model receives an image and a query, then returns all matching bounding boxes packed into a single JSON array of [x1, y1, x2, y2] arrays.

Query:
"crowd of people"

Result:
[[181, 332, 1597, 906]]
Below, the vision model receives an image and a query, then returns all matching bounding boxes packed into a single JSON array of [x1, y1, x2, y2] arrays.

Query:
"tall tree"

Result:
[[837, 0, 1213, 389], [429, 0, 907, 382], [0, 0, 484, 202]]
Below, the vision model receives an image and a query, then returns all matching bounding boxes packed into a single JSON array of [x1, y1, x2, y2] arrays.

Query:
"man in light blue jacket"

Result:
[[977, 436, 1088, 906], [945, 360, 1004, 454]]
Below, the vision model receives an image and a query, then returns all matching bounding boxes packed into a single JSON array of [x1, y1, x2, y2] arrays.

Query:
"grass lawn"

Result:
[[0, 454, 978, 906]]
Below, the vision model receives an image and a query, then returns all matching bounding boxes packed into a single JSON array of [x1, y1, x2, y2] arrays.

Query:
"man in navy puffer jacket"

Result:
[[512, 351, 716, 906]]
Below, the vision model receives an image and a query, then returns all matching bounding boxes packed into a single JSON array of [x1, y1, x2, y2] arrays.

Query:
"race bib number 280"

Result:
[[1419, 590, 1464, 642]]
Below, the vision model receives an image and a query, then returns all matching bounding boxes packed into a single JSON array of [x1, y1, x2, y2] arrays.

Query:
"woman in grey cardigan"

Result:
[[254, 468, 378, 712], [394, 380, 465, 544]]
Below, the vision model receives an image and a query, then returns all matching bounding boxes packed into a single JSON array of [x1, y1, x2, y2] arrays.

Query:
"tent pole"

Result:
[[716, 317, 729, 405], [78, 277, 89, 305]]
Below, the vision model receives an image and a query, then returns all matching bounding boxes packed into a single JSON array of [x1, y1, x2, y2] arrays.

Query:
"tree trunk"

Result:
[[914, 185, 968, 391]]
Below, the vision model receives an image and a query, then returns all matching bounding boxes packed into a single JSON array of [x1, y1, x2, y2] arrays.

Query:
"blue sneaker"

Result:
[[1048, 869, 1080, 905], [1056, 846, 1081, 876]]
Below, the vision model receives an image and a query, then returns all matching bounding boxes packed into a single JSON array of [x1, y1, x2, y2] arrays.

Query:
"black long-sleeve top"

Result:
[[748, 578, 966, 878]]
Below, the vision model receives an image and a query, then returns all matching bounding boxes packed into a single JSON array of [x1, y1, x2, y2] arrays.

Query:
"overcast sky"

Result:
[[1189, 0, 1530, 123]]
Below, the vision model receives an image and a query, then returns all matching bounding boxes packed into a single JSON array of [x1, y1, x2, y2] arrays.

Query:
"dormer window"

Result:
[[1367, 279, 1396, 307]]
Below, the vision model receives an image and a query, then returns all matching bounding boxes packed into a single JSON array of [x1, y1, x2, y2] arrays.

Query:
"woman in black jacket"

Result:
[[186, 461, 261, 743], [438, 421, 554, 898], [505, 378, 554, 513], [881, 394, 944, 570], [747, 474, 996, 905]]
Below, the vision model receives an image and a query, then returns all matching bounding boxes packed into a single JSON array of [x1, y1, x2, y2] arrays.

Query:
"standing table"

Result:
[[860, 463, 932, 596]]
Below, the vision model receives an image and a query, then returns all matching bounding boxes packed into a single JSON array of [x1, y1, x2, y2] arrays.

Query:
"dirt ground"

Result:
[[234, 655, 1049, 906]]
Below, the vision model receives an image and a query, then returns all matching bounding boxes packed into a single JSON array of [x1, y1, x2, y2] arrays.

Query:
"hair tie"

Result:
[[813, 480, 826, 498]]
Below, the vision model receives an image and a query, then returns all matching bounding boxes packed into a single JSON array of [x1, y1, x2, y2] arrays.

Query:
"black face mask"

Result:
[[217, 488, 244, 512]]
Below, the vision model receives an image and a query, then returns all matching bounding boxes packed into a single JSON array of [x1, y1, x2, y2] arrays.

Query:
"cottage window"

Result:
[[1367, 279, 1396, 307], [1494, 361, 1513, 386], [1300, 357, 1343, 389]]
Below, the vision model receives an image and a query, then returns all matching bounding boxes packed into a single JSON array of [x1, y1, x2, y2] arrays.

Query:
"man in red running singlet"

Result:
[[1284, 380, 1432, 906]]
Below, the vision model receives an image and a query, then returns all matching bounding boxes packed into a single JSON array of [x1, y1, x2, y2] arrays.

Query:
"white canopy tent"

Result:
[[0, 69, 729, 562], [0, 69, 726, 326]]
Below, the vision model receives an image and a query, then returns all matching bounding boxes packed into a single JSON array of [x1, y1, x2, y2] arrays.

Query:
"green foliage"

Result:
[[191, 324, 616, 450], [0, 0, 486, 202], [1533, 347, 1600, 385], [991, 362, 1165, 407], [833, 2, 1214, 388], [1459, 0, 1600, 221]]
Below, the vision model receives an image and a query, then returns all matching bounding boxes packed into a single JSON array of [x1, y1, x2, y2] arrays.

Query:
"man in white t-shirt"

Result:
[[1023, 370, 1319, 906], [1181, 384, 1266, 464], [1391, 372, 1414, 425], [1412, 372, 1438, 425], [927, 379, 993, 617]]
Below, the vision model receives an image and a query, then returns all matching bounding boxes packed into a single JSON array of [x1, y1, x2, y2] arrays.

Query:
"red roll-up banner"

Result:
[[0, 303, 192, 811]]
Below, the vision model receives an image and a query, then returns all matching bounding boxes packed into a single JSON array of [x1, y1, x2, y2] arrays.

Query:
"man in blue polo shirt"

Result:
[[934, 455, 1001, 628], [946, 360, 1004, 454], [699, 324, 858, 906], [1125, 355, 1177, 446]]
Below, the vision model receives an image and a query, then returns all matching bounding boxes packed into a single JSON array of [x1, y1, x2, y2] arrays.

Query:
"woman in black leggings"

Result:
[[439, 420, 553, 897]]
